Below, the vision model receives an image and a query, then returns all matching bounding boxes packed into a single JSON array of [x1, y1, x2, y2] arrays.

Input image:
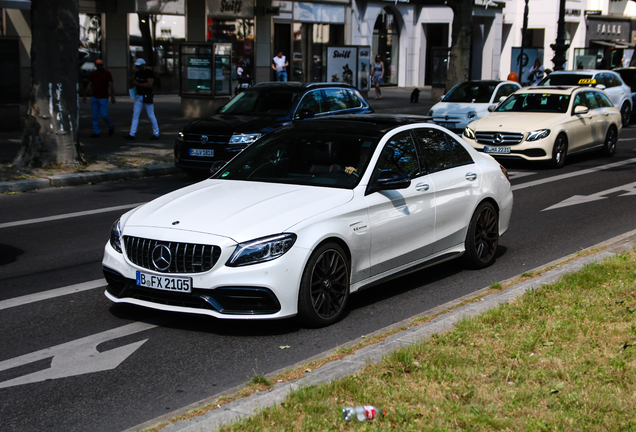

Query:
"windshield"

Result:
[[444, 82, 497, 103], [539, 73, 594, 86], [496, 93, 571, 113], [214, 130, 379, 189], [219, 88, 302, 116]]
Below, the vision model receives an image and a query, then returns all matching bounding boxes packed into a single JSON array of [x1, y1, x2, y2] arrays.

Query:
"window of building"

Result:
[[207, 17, 255, 93], [373, 8, 399, 86]]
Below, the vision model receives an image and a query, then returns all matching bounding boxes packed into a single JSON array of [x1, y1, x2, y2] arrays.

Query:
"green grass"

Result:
[[215, 249, 636, 431]]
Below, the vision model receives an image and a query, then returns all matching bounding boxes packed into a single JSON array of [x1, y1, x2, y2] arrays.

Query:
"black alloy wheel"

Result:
[[621, 102, 631, 128], [602, 126, 618, 157], [298, 243, 350, 327], [462, 201, 499, 269], [550, 134, 568, 169]]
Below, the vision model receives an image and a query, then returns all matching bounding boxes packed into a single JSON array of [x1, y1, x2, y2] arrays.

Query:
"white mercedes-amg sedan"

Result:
[[103, 114, 513, 327]]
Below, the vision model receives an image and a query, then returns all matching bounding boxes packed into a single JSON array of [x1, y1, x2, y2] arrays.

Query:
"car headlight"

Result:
[[466, 110, 477, 119], [177, 131, 184, 140], [526, 129, 550, 141], [229, 133, 262, 145], [110, 219, 123, 253], [227, 233, 297, 267], [463, 127, 475, 140]]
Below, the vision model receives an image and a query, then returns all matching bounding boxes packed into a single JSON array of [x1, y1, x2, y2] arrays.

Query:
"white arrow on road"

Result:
[[0, 321, 160, 389], [543, 181, 636, 211]]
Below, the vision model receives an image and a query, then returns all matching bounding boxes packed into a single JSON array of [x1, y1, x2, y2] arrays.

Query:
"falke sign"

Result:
[[208, 0, 254, 17]]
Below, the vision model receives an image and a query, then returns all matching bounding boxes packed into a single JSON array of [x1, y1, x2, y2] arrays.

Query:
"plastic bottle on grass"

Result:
[[341, 405, 385, 422]]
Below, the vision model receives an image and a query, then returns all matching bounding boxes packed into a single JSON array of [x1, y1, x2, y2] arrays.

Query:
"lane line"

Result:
[[0, 279, 106, 311], [512, 157, 636, 191], [0, 202, 145, 229]]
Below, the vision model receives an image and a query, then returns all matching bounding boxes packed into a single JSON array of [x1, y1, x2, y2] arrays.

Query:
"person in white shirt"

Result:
[[528, 58, 545, 86], [272, 51, 289, 82]]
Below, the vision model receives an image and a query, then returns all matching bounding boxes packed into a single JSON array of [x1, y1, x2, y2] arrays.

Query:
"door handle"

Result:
[[415, 183, 430, 191], [465, 173, 477, 181]]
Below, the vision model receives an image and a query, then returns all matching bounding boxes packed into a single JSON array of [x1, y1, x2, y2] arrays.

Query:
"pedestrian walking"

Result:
[[272, 51, 289, 82], [372, 55, 384, 100], [83, 59, 115, 138], [124, 58, 160, 140]]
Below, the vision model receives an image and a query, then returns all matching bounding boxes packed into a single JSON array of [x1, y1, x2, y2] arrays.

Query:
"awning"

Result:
[[591, 39, 635, 49], [0, 0, 30, 9]]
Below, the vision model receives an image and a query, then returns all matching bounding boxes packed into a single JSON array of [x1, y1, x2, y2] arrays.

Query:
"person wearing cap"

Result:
[[124, 58, 160, 140], [83, 58, 115, 138]]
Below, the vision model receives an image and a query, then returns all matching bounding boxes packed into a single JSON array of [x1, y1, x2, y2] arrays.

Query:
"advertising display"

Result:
[[511, 48, 544, 86], [186, 56, 212, 93], [357, 46, 371, 91], [327, 47, 357, 86]]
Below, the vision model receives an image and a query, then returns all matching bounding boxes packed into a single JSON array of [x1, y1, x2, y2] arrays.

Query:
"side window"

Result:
[[412, 128, 455, 173], [583, 91, 600, 109], [375, 131, 421, 178], [606, 73, 620, 88], [493, 85, 507, 102], [296, 90, 325, 116], [343, 89, 363, 109], [594, 73, 607, 87], [593, 91, 613, 108], [323, 88, 350, 112], [573, 93, 585, 109], [449, 137, 474, 165]]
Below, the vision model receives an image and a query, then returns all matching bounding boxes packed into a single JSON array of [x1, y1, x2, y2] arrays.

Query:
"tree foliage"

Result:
[[14, 0, 84, 168]]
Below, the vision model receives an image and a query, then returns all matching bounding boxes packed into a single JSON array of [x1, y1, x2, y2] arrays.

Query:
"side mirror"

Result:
[[488, 104, 497, 112], [573, 105, 589, 115], [295, 109, 315, 120], [499, 95, 508, 103], [210, 160, 228, 176], [367, 170, 411, 195], [595, 84, 607, 90]]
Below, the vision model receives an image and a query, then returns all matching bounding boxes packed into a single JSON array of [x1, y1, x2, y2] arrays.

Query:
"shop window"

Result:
[[373, 8, 399, 86], [292, 22, 344, 82], [207, 17, 255, 94]]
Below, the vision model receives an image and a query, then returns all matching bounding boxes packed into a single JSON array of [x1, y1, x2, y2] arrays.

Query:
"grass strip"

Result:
[[219, 249, 636, 431]]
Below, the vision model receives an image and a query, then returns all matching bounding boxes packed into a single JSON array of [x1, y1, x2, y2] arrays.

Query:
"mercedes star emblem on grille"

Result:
[[494, 133, 504, 144], [152, 244, 172, 271], [200, 135, 209, 144]]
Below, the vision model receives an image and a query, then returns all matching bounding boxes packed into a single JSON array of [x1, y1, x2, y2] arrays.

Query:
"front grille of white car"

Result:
[[475, 131, 524, 145], [123, 236, 221, 273]]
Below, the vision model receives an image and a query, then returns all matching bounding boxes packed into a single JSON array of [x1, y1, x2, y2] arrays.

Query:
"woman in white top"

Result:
[[372, 55, 384, 100]]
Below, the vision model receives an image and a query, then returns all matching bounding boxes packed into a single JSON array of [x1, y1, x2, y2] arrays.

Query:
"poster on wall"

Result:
[[357, 46, 371, 91], [511, 48, 545, 86], [327, 47, 357, 87], [186, 56, 212, 93]]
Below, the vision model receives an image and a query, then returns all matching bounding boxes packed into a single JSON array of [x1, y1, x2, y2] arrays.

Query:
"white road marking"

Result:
[[512, 157, 636, 191], [507, 171, 537, 180], [0, 202, 144, 229], [0, 321, 160, 389], [0, 279, 106, 311], [543, 181, 636, 211]]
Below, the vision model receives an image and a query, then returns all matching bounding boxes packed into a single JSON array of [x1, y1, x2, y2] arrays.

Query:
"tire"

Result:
[[550, 134, 568, 169], [621, 102, 631, 128], [601, 125, 618, 157], [297, 243, 350, 327], [462, 201, 499, 269]]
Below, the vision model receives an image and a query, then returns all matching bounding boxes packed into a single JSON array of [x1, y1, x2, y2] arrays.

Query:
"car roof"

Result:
[[548, 69, 616, 75], [278, 114, 434, 137], [520, 85, 580, 94], [251, 82, 359, 91]]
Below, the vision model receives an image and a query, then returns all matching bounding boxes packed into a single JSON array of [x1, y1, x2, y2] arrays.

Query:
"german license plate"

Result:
[[189, 148, 214, 157], [437, 122, 457, 129], [484, 146, 511, 154], [136, 271, 192, 293]]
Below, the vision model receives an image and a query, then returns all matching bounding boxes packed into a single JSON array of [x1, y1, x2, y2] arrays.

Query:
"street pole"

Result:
[[518, 0, 529, 83], [550, 0, 570, 71]]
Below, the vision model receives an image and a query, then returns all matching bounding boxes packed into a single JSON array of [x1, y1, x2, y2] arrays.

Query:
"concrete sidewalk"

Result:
[[0, 86, 433, 193]]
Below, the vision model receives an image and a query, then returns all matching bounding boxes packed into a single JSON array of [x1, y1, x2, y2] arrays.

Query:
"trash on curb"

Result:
[[341, 405, 385, 422]]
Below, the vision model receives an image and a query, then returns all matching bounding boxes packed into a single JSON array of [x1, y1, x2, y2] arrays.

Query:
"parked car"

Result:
[[463, 86, 622, 168], [428, 80, 521, 134], [613, 67, 636, 122], [174, 82, 374, 178], [538, 69, 632, 127], [105, 114, 513, 327]]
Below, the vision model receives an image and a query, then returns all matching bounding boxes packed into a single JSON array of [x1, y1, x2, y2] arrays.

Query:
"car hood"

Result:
[[468, 112, 564, 131], [123, 180, 354, 243], [430, 101, 492, 115], [181, 114, 290, 135]]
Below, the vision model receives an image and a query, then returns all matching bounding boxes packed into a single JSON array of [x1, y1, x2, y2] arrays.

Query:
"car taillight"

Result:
[[500, 164, 509, 181]]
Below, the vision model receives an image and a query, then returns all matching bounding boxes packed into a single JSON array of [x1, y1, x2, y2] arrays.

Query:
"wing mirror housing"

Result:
[[488, 104, 497, 112], [574, 105, 589, 115], [366, 170, 411, 195], [296, 109, 315, 120], [210, 160, 228, 176]]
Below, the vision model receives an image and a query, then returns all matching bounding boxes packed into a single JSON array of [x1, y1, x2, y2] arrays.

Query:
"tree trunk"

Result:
[[445, 0, 472, 92], [14, 0, 84, 168]]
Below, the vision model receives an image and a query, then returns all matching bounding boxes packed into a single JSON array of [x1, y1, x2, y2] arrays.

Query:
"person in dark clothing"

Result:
[[83, 59, 116, 138], [124, 58, 160, 140]]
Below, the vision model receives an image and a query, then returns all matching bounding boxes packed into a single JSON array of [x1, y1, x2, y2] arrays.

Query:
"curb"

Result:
[[126, 229, 636, 432], [0, 163, 182, 193]]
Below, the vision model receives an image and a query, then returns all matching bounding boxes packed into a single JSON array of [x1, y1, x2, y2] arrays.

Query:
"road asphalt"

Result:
[[4, 85, 635, 432], [0, 86, 432, 193]]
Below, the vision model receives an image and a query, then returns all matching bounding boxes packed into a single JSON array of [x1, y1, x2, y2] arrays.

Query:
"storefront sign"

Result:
[[207, 0, 254, 18], [587, 18, 629, 40]]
